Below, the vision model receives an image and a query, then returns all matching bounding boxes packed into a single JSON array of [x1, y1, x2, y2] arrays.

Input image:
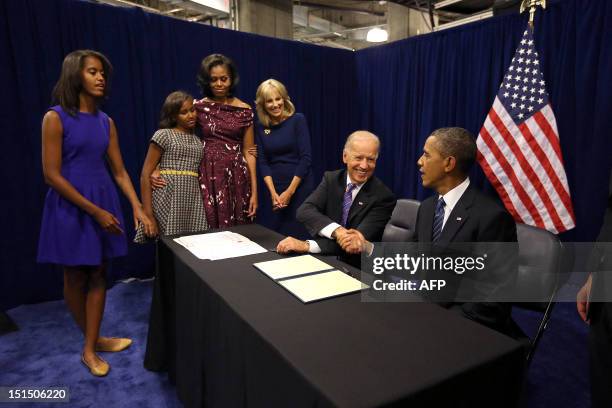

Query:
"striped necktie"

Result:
[[432, 197, 446, 242], [341, 183, 357, 227]]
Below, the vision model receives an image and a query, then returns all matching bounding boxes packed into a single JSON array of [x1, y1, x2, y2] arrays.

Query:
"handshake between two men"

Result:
[[277, 226, 372, 255]]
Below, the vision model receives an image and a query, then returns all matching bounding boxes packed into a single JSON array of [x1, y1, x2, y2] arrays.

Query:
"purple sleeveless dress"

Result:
[[37, 106, 127, 266]]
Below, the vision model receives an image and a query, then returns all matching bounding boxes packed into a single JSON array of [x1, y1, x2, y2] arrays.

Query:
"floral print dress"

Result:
[[194, 99, 254, 229]]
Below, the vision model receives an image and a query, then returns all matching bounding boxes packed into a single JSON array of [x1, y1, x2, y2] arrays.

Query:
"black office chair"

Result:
[[513, 222, 569, 365], [382, 199, 421, 242]]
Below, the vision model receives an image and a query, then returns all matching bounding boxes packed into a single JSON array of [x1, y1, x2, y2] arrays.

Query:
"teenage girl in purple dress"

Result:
[[37, 50, 155, 376]]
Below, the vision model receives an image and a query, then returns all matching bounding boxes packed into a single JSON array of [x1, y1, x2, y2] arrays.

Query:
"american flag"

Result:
[[476, 28, 575, 234]]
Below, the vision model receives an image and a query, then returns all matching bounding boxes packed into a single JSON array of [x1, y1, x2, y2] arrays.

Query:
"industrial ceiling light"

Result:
[[366, 27, 388, 43]]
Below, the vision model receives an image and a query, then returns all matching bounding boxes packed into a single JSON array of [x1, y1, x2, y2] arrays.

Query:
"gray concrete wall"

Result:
[[388, 2, 433, 41], [238, 0, 293, 40]]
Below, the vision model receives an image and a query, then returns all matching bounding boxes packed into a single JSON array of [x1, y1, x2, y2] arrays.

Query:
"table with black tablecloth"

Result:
[[144, 224, 524, 408]]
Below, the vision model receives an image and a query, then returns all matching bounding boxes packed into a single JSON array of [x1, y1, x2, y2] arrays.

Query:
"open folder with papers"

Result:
[[253, 255, 368, 303], [277, 270, 368, 303]]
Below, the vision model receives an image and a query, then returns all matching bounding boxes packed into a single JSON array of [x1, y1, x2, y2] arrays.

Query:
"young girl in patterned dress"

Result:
[[136, 91, 208, 241], [151, 55, 258, 229], [37, 50, 155, 376]]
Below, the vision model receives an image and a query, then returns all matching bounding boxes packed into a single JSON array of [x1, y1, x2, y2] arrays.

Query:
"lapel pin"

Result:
[[358, 202, 363, 205], [456, 217, 462, 221]]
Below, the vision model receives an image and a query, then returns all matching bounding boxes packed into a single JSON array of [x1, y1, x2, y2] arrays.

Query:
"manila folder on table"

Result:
[[278, 270, 368, 303], [253, 255, 333, 280]]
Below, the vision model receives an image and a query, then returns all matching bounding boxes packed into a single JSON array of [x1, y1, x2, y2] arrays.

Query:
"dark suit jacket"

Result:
[[297, 169, 396, 266], [587, 173, 612, 408], [589, 194, 612, 317], [415, 184, 518, 336]]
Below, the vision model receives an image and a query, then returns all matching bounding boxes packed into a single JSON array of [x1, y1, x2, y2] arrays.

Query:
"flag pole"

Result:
[[520, 0, 547, 29]]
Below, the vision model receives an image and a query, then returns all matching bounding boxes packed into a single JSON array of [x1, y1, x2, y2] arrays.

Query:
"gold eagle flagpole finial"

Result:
[[520, 0, 547, 29]]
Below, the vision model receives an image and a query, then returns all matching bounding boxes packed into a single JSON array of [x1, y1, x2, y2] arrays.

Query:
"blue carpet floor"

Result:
[[0, 280, 591, 407], [0, 281, 180, 408], [514, 286, 591, 408]]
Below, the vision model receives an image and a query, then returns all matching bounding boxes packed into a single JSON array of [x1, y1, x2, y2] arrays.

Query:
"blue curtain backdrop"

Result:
[[356, 0, 612, 243], [0, 0, 356, 309], [1, 0, 611, 309]]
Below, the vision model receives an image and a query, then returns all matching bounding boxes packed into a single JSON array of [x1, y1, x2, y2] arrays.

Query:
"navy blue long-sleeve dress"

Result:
[[255, 112, 314, 238]]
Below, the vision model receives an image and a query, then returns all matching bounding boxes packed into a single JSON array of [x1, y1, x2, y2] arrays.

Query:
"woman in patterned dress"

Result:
[[135, 91, 208, 242], [193, 54, 258, 228], [37, 50, 155, 376]]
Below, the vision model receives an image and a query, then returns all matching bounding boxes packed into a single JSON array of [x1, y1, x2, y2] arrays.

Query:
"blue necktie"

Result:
[[432, 197, 446, 242], [341, 183, 357, 227]]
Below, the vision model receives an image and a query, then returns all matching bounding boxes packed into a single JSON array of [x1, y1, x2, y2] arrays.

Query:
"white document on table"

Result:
[[253, 255, 334, 280], [174, 231, 267, 260], [278, 270, 368, 303]]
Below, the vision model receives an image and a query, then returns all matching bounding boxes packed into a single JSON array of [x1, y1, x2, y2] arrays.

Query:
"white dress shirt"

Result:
[[438, 177, 470, 230]]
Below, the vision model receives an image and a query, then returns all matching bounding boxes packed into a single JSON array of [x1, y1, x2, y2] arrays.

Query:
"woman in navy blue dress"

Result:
[[254, 79, 313, 238]]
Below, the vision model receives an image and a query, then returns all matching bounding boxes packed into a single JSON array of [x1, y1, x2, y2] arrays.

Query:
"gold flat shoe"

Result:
[[96, 337, 133, 352], [81, 354, 110, 377]]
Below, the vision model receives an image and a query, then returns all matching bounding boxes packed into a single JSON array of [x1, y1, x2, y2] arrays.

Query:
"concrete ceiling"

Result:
[[94, 0, 517, 50]]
